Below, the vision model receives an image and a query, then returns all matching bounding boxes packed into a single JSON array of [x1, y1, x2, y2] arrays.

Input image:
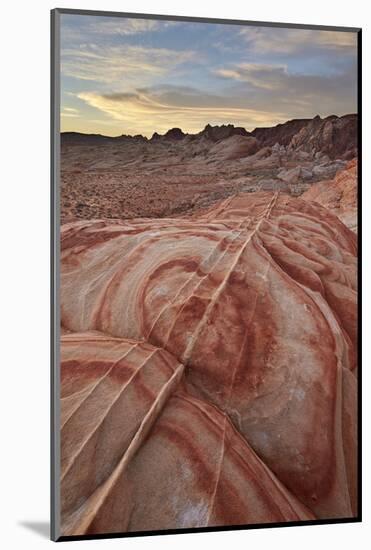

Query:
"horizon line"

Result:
[[60, 112, 357, 140]]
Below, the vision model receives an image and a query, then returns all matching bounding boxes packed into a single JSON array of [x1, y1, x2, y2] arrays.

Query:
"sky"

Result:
[[60, 14, 358, 137]]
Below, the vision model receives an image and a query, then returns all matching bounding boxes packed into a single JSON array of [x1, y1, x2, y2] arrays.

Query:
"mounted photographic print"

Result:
[[51, 8, 361, 542]]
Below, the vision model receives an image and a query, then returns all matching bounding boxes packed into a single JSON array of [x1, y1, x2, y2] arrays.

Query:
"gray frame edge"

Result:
[[53, 7, 361, 33], [51, 8, 61, 542]]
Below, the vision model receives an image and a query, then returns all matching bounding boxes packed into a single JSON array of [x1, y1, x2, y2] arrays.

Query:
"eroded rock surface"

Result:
[[61, 332, 314, 536], [302, 159, 358, 232], [60, 192, 357, 535]]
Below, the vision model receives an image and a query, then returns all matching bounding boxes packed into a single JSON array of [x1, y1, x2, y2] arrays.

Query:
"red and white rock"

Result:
[[60, 191, 357, 535], [302, 159, 358, 232]]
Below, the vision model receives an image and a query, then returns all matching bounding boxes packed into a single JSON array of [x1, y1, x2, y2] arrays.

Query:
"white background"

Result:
[[1, 0, 369, 547]]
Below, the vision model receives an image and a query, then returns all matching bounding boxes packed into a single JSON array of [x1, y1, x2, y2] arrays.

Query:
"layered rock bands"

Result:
[[60, 191, 357, 536]]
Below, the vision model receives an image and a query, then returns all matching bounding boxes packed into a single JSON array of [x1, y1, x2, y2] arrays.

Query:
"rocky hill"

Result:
[[60, 114, 357, 223], [250, 114, 357, 159], [62, 113, 357, 160], [251, 118, 311, 147]]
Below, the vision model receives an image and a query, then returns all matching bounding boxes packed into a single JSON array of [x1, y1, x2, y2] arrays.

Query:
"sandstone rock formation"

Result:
[[199, 123, 249, 141], [302, 159, 358, 232], [61, 332, 315, 536], [162, 127, 186, 141], [60, 191, 357, 536], [287, 115, 357, 160], [208, 135, 259, 160], [253, 114, 357, 160], [277, 166, 302, 184], [251, 118, 310, 147]]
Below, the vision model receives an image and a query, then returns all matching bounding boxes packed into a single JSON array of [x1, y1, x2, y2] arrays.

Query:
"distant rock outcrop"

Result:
[[287, 114, 357, 159], [251, 118, 311, 147], [199, 123, 249, 142], [151, 128, 187, 141], [60, 192, 357, 535], [163, 127, 186, 140], [251, 115, 357, 160], [61, 132, 113, 145]]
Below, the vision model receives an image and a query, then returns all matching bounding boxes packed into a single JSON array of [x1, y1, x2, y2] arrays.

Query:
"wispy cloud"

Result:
[[76, 86, 287, 136], [213, 61, 356, 119], [215, 63, 288, 90], [61, 107, 80, 118], [215, 60, 356, 94], [61, 15, 180, 42], [61, 44, 196, 84], [89, 18, 162, 35], [238, 27, 357, 54], [87, 18, 181, 36], [63, 107, 79, 113]]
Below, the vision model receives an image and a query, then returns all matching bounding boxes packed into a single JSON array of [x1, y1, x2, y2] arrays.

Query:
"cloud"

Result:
[[215, 63, 289, 90], [215, 60, 356, 94], [61, 107, 80, 118], [61, 44, 196, 84], [88, 18, 162, 36], [63, 107, 79, 113], [61, 15, 181, 41], [75, 86, 288, 136], [238, 27, 357, 54], [87, 18, 182, 36], [212, 61, 357, 124]]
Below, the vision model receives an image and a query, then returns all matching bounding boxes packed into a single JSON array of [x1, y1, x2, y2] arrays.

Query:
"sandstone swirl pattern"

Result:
[[60, 192, 357, 536]]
